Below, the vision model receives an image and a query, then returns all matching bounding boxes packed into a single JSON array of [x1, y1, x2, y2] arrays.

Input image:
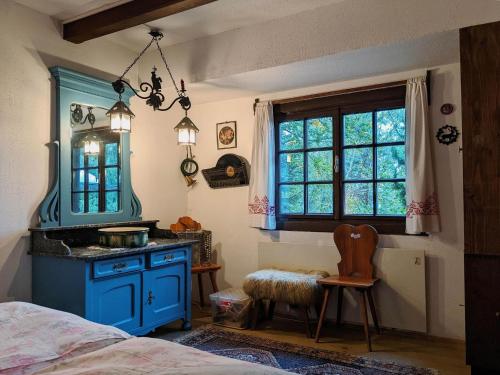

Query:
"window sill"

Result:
[[276, 218, 407, 235]]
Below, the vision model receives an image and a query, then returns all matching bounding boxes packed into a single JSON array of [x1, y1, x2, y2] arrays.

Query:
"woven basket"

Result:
[[176, 230, 212, 266]]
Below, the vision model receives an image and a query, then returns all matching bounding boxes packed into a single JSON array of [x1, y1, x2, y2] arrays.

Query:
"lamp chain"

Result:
[[118, 35, 157, 81], [154, 38, 181, 96]]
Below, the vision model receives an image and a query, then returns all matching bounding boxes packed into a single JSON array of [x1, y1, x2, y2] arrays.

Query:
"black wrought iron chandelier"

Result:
[[108, 30, 198, 144]]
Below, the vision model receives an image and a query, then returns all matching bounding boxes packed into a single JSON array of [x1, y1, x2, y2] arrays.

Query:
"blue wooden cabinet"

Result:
[[32, 242, 193, 335]]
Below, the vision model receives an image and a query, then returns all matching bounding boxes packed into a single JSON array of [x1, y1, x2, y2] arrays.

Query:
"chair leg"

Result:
[[315, 287, 330, 342], [358, 289, 372, 352], [268, 300, 276, 320], [197, 273, 205, 307], [366, 288, 380, 335], [336, 286, 344, 327], [302, 306, 312, 338]]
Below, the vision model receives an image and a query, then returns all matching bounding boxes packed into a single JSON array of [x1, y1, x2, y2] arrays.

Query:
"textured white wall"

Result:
[[180, 64, 464, 340], [0, 1, 142, 302], [139, 0, 500, 84]]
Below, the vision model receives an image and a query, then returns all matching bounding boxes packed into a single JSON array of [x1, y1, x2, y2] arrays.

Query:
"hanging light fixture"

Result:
[[174, 111, 199, 146], [108, 30, 194, 137], [83, 132, 100, 155]]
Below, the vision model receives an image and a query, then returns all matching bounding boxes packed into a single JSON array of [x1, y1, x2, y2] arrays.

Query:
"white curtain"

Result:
[[405, 76, 441, 234], [248, 101, 276, 230]]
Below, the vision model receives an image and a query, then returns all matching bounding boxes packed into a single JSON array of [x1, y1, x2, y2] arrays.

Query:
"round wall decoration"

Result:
[[440, 103, 454, 115], [436, 124, 460, 145]]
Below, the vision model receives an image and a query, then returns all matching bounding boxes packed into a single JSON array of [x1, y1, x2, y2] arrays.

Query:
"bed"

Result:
[[0, 302, 290, 375]]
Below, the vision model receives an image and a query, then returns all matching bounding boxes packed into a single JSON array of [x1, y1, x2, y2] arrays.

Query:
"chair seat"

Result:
[[317, 275, 379, 288]]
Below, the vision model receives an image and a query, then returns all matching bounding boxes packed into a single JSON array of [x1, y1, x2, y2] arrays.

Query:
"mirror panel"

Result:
[[70, 105, 121, 214]]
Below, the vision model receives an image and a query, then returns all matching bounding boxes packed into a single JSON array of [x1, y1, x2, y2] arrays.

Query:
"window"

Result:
[[71, 131, 121, 213], [275, 86, 406, 233]]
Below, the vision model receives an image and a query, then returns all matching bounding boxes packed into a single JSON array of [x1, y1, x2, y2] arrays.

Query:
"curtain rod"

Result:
[[254, 71, 430, 111]]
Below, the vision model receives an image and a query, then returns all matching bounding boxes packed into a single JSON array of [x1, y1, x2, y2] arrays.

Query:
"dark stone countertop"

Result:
[[31, 238, 198, 261]]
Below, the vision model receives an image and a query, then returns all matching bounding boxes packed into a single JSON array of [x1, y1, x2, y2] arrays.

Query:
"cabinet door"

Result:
[[143, 263, 185, 327], [90, 272, 141, 333]]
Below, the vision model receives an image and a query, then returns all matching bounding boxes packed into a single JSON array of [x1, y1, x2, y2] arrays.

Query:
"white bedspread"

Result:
[[34, 337, 291, 375], [0, 302, 130, 374]]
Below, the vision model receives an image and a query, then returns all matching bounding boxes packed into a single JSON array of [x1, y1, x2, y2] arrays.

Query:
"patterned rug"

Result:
[[174, 326, 437, 375]]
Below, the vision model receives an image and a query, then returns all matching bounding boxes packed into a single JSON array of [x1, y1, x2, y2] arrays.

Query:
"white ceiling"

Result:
[[15, 0, 346, 50]]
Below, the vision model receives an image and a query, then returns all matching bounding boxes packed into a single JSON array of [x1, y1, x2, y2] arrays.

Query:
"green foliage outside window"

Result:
[[278, 108, 406, 218]]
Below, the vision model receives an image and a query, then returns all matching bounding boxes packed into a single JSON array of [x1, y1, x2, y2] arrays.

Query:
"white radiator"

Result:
[[258, 242, 427, 333]]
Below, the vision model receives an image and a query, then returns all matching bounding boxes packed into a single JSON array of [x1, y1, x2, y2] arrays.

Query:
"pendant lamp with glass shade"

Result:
[[108, 30, 195, 139]]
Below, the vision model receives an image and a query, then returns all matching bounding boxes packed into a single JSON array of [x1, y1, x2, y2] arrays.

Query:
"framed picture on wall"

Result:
[[216, 121, 237, 149]]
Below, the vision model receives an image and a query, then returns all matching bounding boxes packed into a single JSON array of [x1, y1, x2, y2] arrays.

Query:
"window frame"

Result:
[[274, 86, 407, 234]]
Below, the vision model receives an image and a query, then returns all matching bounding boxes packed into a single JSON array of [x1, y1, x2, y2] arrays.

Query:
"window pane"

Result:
[[88, 169, 99, 191], [279, 153, 304, 182], [307, 150, 333, 181], [344, 183, 373, 215], [72, 169, 85, 191], [279, 120, 303, 150], [343, 112, 372, 146], [307, 184, 333, 214], [72, 147, 84, 168], [88, 192, 99, 213], [343, 148, 373, 180], [376, 108, 405, 143], [377, 145, 406, 179], [88, 154, 99, 168], [307, 117, 332, 148], [105, 167, 119, 189], [279, 185, 304, 214], [72, 193, 84, 213], [106, 191, 119, 212], [105, 143, 118, 165], [377, 182, 406, 216]]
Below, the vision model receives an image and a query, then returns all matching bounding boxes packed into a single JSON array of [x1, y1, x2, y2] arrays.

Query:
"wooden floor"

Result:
[[157, 306, 469, 375]]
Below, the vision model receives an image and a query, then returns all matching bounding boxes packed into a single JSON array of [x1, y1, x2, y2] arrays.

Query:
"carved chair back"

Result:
[[333, 224, 379, 279]]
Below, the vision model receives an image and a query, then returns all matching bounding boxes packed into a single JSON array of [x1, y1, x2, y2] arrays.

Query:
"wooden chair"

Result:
[[315, 224, 380, 351]]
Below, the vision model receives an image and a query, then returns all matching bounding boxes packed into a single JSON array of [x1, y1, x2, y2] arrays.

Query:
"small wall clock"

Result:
[[436, 124, 460, 145]]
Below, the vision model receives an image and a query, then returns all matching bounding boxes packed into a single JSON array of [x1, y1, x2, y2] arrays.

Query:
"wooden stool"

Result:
[[314, 224, 380, 351], [191, 263, 221, 307]]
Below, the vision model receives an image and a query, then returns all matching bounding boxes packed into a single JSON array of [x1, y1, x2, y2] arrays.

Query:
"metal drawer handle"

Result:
[[147, 290, 155, 305], [112, 262, 127, 271], [164, 254, 174, 262]]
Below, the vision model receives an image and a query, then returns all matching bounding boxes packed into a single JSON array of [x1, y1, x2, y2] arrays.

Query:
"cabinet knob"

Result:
[[164, 254, 174, 262], [496, 312, 500, 319]]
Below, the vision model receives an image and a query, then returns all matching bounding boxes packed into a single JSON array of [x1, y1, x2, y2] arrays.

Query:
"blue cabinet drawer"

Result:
[[150, 248, 187, 268], [93, 255, 145, 279]]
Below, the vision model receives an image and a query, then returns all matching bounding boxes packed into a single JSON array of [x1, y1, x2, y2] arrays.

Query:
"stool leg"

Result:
[[367, 288, 380, 335], [336, 286, 344, 327], [358, 289, 372, 352], [302, 306, 312, 338], [251, 299, 261, 329], [315, 287, 330, 342], [197, 273, 205, 307], [208, 271, 219, 293], [268, 300, 276, 320]]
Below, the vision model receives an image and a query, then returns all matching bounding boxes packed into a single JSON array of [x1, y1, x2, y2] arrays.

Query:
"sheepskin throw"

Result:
[[243, 269, 330, 306]]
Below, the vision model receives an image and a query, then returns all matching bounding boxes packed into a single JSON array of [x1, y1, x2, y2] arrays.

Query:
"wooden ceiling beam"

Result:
[[63, 0, 217, 44]]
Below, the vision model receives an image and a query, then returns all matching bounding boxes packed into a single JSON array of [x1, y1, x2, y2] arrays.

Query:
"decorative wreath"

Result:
[[436, 125, 459, 145]]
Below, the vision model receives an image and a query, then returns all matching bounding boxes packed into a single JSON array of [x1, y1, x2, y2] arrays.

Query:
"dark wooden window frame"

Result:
[[274, 85, 407, 234], [71, 129, 121, 213]]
